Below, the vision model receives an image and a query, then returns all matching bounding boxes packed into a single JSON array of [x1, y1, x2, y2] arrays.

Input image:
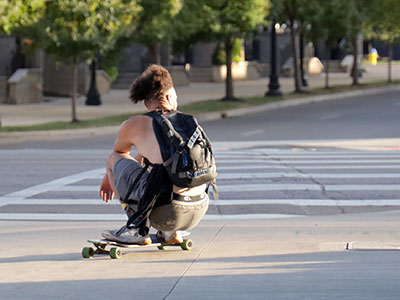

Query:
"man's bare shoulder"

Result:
[[121, 115, 151, 130]]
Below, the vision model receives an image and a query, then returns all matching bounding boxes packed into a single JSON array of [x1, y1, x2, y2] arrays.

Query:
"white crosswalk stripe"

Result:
[[1, 147, 400, 221]]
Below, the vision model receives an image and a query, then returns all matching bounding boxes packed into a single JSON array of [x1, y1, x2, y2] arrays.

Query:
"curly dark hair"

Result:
[[129, 64, 174, 104]]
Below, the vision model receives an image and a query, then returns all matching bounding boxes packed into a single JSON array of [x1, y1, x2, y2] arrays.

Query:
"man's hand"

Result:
[[100, 174, 114, 203]]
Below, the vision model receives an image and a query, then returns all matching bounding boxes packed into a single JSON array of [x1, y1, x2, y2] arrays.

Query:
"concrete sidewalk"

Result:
[[1, 211, 400, 299], [1, 64, 399, 127]]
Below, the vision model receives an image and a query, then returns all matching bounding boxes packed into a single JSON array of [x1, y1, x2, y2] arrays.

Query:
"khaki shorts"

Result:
[[150, 193, 209, 232]]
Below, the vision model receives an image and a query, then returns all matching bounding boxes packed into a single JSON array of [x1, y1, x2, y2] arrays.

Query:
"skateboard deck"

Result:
[[82, 231, 192, 259]]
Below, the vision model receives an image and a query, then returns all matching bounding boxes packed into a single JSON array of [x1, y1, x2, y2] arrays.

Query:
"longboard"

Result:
[[82, 231, 192, 259]]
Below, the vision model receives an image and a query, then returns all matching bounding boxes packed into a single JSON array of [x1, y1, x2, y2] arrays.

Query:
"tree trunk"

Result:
[[388, 40, 393, 83], [324, 44, 330, 89], [148, 43, 161, 64], [223, 38, 235, 101], [289, 23, 302, 92], [325, 57, 330, 89], [71, 64, 78, 123], [351, 37, 359, 86], [299, 34, 308, 87]]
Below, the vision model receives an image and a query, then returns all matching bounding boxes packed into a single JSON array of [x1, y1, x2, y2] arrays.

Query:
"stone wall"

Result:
[[43, 55, 88, 96], [0, 75, 7, 104], [118, 43, 147, 73], [0, 35, 15, 76], [192, 42, 217, 67]]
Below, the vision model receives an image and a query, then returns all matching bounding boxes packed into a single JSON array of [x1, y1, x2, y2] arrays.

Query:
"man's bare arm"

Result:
[[100, 119, 137, 202]]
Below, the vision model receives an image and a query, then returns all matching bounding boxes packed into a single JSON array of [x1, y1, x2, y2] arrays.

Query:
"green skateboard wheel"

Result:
[[109, 247, 122, 259], [82, 247, 94, 258], [157, 245, 169, 250], [180, 239, 193, 251]]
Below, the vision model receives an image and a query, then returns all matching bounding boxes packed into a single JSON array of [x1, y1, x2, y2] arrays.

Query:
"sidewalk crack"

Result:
[[163, 222, 227, 300]]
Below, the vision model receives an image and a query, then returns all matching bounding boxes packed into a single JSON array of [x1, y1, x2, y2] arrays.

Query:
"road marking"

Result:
[[218, 165, 400, 170], [0, 168, 104, 207], [216, 154, 400, 160], [262, 154, 400, 159], [202, 214, 302, 220], [213, 140, 400, 151], [241, 129, 264, 137], [210, 199, 400, 206], [5, 168, 104, 199], [216, 159, 400, 164], [2, 148, 400, 221], [218, 172, 400, 179], [0, 213, 301, 221], [217, 150, 400, 156], [53, 184, 400, 193], [10, 198, 400, 207], [4, 199, 117, 205]]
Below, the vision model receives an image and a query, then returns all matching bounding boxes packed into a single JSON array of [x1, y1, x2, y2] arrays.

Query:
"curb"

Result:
[[1, 85, 400, 140]]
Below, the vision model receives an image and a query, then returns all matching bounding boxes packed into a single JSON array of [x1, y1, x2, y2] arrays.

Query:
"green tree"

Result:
[[134, 0, 182, 64], [271, 0, 307, 93], [346, 0, 371, 86], [368, 0, 400, 82], [0, 0, 44, 35], [176, 0, 270, 101], [272, 0, 336, 92], [36, 0, 141, 122], [306, 0, 350, 88]]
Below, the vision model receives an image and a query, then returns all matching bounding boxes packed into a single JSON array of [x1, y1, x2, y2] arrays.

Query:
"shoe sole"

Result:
[[102, 235, 152, 245]]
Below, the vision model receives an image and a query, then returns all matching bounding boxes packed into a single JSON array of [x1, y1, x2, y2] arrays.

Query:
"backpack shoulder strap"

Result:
[[146, 111, 183, 142]]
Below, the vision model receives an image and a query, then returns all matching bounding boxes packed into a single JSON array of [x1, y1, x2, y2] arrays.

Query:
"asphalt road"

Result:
[[0, 90, 399, 219], [202, 89, 400, 141], [1, 90, 400, 300]]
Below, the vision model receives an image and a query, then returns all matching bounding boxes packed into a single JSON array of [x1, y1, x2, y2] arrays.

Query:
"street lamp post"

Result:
[[85, 58, 101, 106], [266, 22, 282, 97]]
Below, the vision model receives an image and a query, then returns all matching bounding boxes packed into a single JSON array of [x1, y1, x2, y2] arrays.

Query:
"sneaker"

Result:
[[156, 230, 183, 244], [102, 226, 151, 245]]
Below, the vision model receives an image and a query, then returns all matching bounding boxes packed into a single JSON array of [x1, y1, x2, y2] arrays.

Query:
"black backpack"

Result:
[[146, 110, 218, 199]]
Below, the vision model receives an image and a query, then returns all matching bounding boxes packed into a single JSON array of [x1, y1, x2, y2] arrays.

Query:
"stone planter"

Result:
[[7, 68, 42, 104], [211, 61, 249, 82]]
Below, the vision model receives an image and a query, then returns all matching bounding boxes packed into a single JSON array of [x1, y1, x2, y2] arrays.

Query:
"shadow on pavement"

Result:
[[1, 251, 400, 299]]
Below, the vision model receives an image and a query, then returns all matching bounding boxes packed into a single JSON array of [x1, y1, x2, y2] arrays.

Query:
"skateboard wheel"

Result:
[[180, 239, 193, 251], [109, 247, 122, 259], [82, 247, 94, 258], [157, 245, 169, 250]]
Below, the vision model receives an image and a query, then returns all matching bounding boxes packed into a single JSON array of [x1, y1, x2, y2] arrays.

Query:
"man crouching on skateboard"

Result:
[[99, 65, 209, 245]]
